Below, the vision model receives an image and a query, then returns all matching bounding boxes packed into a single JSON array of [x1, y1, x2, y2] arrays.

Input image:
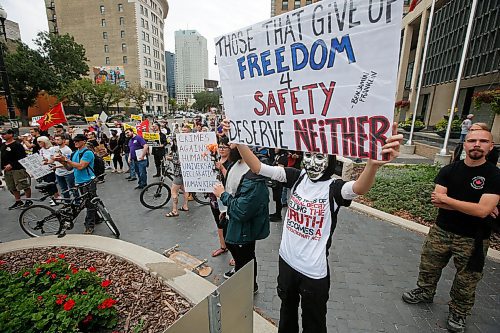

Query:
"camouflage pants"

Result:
[[417, 225, 489, 316]]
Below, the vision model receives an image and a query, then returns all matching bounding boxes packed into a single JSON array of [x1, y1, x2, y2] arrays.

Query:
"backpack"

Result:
[[70, 148, 105, 178]]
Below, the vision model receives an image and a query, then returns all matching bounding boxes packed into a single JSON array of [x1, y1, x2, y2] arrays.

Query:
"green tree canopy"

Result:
[[60, 78, 93, 116], [87, 81, 124, 112], [125, 84, 150, 112], [192, 91, 219, 112]]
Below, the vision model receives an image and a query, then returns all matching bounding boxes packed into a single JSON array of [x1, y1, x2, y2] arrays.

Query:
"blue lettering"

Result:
[[237, 56, 247, 79], [260, 50, 275, 76], [275, 46, 290, 73], [247, 53, 262, 78], [310, 39, 328, 70], [291, 43, 308, 71], [328, 35, 356, 68]]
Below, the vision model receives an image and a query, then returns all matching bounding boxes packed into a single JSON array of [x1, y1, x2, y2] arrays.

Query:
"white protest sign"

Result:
[[31, 116, 43, 126], [99, 111, 109, 123], [19, 153, 53, 179], [176, 132, 218, 192], [135, 149, 145, 160], [215, 0, 403, 159]]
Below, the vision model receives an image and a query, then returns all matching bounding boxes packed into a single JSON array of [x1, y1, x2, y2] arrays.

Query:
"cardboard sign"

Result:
[[215, 0, 403, 159], [19, 153, 53, 180], [176, 132, 218, 192], [142, 132, 160, 147], [131, 114, 143, 121], [123, 123, 137, 134]]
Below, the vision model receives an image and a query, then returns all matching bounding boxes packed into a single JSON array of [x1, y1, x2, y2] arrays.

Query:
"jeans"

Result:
[[277, 257, 330, 333], [134, 159, 148, 187], [126, 152, 136, 178], [77, 181, 98, 229], [226, 241, 258, 290], [55, 173, 76, 199]]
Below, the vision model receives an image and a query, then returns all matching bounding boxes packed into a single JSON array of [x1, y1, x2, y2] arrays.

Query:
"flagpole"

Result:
[[439, 0, 478, 156], [406, 0, 436, 146]]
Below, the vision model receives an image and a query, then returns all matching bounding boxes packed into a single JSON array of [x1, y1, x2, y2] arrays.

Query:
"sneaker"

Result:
[[269, 214, 282, 222], [49, 199, 57, 207], [83, 227, 94, 235], [447, 311, 466, 333], [125, 176, 132, 180], [402, 288, 433, 304], [128, 178, 137, 182], [8, 201, 24, 210], [23, 200, 33, 208], [223, 268, 235, 279]]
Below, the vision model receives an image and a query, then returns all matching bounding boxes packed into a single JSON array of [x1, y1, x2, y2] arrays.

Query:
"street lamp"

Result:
[[0, 5, 17, 133]]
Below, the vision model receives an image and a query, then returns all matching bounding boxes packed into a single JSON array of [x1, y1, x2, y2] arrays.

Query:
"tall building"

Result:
[[44, 0, 169, 114], [174, 30, 208, 107], [271, 0, 318, 16], [165, 51, 175, 99], [396, 0, 499, 141]]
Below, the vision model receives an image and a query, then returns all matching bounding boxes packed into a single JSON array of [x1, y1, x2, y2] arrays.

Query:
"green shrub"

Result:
[[363, 165, 440, 223], [0, 255, 118, 333], [434, 118, 461, 132], [398, 119, 425, 128]]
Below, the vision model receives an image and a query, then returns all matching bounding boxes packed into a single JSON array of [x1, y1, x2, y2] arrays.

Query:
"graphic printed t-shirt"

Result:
[[435, 160, 500, 239], [72, 148, 95, 184], [54, 146, 73, 176]]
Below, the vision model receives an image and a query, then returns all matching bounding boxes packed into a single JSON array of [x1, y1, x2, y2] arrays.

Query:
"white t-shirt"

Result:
[[259, 165, 357, 279], [220, 160, 250, 214], [54, 145, 73, 176], [461, 119, 472, 134]]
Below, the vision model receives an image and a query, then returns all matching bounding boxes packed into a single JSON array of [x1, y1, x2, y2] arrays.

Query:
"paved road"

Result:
[[1, 166, 499, 332]]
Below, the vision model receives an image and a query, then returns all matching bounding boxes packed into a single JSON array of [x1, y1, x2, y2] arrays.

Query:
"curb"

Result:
[[0, 235, 277, 332], [349, 202, 500, 262]]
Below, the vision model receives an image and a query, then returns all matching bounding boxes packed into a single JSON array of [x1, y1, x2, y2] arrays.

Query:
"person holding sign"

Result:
[[125, 128, 149, 190], [218, 119, 402, 333], [151, 122, 168, 178]]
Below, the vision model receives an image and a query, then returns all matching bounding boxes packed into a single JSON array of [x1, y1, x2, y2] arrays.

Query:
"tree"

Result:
[[125, 84, 150, 113], [60, 78, 93, 116], [4, 43, 53, 125], [168, 98, 178, 113], [87, 81, 124, 112], [4, 33, 88, 125], [192, 91, 219, 112]]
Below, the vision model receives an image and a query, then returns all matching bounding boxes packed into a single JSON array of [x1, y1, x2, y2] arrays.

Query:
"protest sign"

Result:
[[31, 116, 43, 126], [99, 111, 109, 123], [142, 132, 160, 147], [85, 116, 96, 123], [123, 123, 137, 134], [215, 0, 403, 159], [131, 114, 143, 121], [19, 153, 53, 179], [176, 132, 218, 192], [135, 149, 146, 160]]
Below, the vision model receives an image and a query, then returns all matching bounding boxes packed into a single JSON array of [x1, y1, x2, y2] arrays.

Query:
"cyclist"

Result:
[[55, 134, 97, 234]]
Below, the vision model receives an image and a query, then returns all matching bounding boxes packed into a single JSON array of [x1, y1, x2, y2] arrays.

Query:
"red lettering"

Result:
[[290, 87, 303, 115], [253, 91, 266, 116]]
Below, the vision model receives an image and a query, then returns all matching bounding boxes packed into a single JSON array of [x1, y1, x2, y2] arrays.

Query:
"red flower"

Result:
[[44, 257, 57, 264], [50, 274, 57, 279], [101, 280, 111, 288], [88, 266, 96, 273], [23, 271, 30, 277], [63, 299, 75, 311], [98, 298, 117, 310], [65, 275, 70, 280], [82, 314, 93, 324], [35, 268, 42, 275], [81, 291, 88, 295], [37, 296, 43, 301], [0, 260, 6, 265], [55, 294, 67, 305], [58, 254, 65, 259], [46, 271, 51, 276], [71, 267, 79, 274]]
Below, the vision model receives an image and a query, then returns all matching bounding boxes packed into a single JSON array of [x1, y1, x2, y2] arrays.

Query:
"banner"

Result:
[[215, 0, 403, 159], [176, 132, 218, 192], [131, 114, 143, 121], [142, 132, 160, 147], [19, 153, 53, 179]]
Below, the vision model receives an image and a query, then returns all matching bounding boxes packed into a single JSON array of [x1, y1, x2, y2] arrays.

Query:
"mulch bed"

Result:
[[351, 165, 500, 252], [0, 247, 192, 333]]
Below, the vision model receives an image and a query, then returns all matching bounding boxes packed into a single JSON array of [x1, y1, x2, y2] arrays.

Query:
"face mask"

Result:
[[303, 152, 329, 180]]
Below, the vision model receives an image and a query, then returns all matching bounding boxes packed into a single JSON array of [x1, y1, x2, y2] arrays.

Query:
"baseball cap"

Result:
[[73, 134, 87, 141]]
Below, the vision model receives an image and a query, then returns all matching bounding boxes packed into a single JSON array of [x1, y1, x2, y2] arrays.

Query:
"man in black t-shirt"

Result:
[[1, 129, 32, 209], [403, 128, 500, 333]]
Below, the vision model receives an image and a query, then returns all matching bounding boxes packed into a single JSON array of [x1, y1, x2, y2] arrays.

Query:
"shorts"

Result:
[[173, 176, 183, 186], [5, 169, 31, 192]]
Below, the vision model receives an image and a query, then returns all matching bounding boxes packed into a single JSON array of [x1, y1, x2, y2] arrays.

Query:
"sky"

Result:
[[1, 0, 271, 81]]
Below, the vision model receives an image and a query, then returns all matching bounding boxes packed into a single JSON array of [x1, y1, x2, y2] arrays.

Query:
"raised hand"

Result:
[[368, 122, 403, 166]]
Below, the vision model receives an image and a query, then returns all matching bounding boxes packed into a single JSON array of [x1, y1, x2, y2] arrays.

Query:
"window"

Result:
[[105, 57, 110, 65], [140, 5, 144, 14], [123, 56, 128, 64], [148, 58, 151, 66], [119, 17, 125, 25], [282, 0, 288, 10], [103, 32, 108, 39], [144, 57, 148, 65], [144, 8, 148, 17], [118, 3, 124, 12], [120, 30, 125, 38], [104, 45, 109, 53], [121, 43, 127, 52], [305, 0, 312, 4], [294, 0, 301, 9], [405, 62, 414, 90], [101, 19, 106, 27], [100, 5, 105, 14]]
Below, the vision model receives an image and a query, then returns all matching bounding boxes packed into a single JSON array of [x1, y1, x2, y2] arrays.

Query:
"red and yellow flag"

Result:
[[37, 103, 67, 131]]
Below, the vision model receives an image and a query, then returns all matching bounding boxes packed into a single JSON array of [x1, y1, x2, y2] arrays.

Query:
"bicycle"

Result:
[[19, 177, 120, 238], [139, 157, 210, 209]]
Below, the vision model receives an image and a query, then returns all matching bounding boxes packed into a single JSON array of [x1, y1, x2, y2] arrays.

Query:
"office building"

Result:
[[165, 50, 175, 99]]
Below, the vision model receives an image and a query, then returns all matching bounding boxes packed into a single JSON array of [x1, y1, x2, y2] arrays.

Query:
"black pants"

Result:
[[226, 241, 257, 290], [113, 152, 123, 169], [277, 256, 330, 333], [272, 184, 283, 216], [153, 152, 164, 175], [78, 181, 98, 229]]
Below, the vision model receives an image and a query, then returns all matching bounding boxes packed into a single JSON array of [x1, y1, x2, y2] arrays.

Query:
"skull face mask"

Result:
[[303, 152, 329, 180]]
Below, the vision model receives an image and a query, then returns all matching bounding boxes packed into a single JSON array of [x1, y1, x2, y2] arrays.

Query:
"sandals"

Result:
[[165, 211, 179, 217], [179, 207, 189, 212], [211, 247, 228, 257], [229, 258, 235, 266]]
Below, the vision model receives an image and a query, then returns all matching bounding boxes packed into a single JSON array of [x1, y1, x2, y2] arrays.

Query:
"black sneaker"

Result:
[[127, 178, 137, 181], [223, 268, 235, 279], [402, 288, 433, 304], [8, 201, 24, 210], [269, 214, 282, 222], [23, 200, 33, 208], [125, 176, 132, 180], [447, 311, 466, 333]]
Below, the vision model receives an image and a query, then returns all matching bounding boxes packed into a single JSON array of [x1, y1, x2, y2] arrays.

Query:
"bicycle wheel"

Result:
[[140, 182, 172, 209], [192, 192, 210, 205], [19, 205, 62, 237], [93, 198, 120, 238]]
